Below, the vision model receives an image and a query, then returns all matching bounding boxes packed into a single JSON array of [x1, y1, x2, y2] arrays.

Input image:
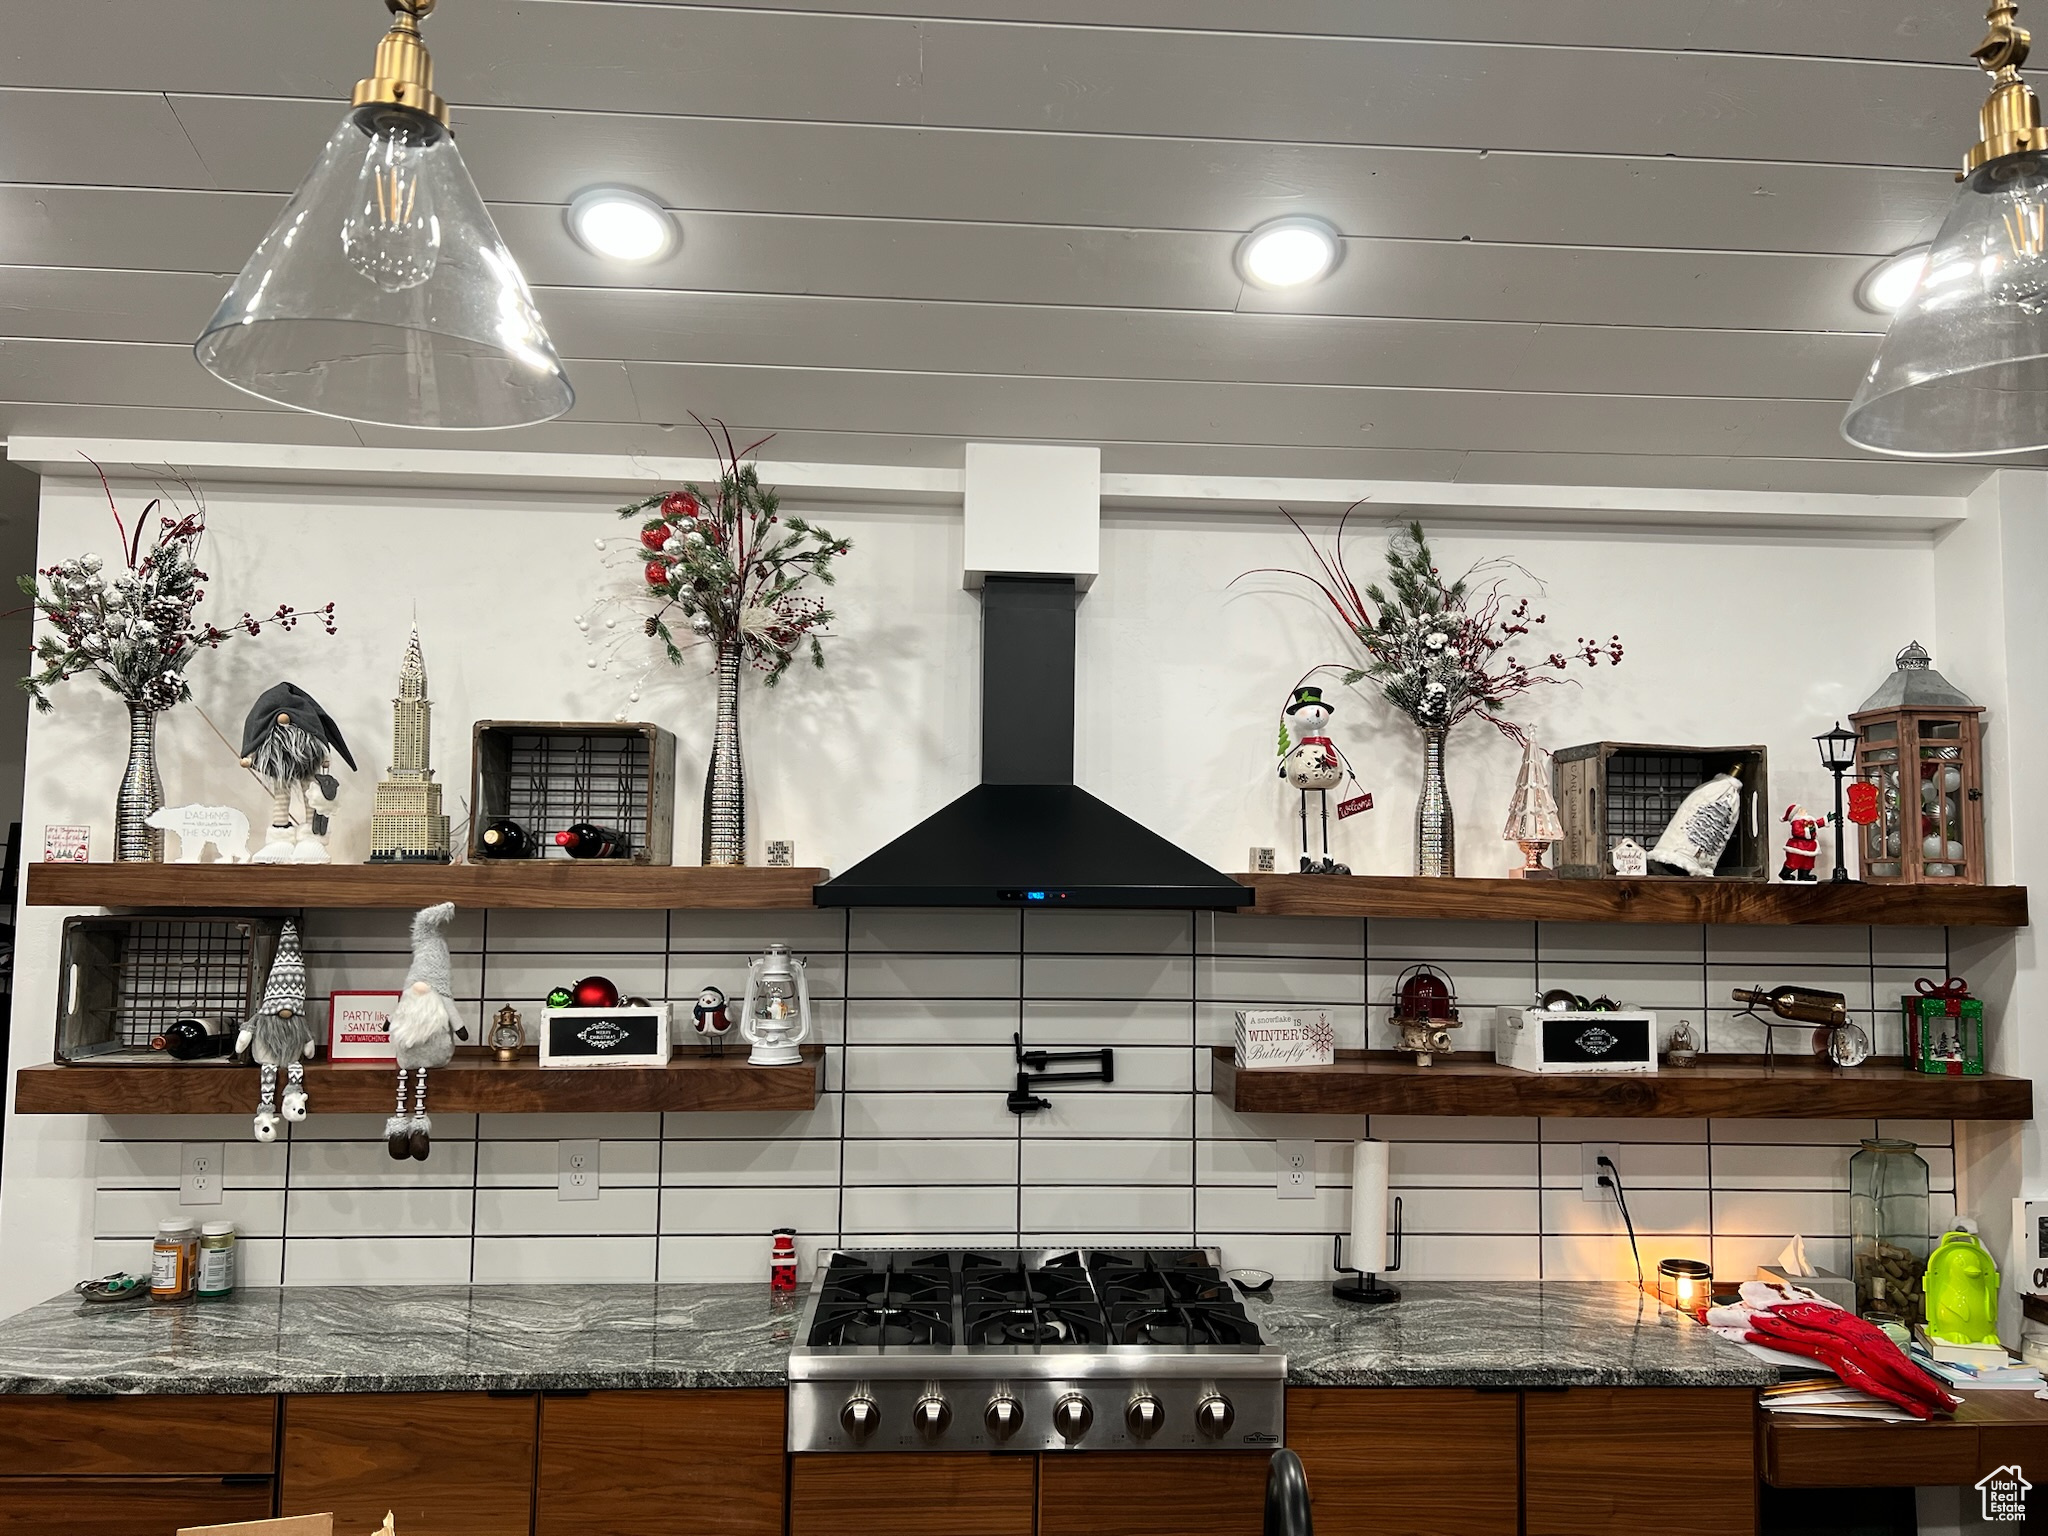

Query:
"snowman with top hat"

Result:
[[1280, 684, 1364, 875]]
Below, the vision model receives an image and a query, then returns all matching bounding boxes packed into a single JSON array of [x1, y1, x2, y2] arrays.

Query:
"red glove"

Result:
[[1745, 1306, 1958, 1419]]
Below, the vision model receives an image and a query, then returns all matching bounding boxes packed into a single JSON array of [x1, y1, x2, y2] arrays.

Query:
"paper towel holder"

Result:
[[1331, 1200, 1403, 1306]]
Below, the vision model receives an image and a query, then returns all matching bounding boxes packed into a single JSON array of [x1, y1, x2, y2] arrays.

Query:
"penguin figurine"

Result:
[[239, 681, 356, 865], [385, 902, 468, 1161], [1280, 685, 1359, 875], [237, 921, 316, 1143], [692, 985, 734, 1056]]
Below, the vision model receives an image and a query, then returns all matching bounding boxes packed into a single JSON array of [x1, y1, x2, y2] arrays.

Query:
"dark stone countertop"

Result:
[[0, 1280, 1771, 1395]]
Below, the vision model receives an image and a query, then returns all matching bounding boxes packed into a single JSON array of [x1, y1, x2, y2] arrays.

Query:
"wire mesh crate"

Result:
[[469, 720, 676, 864], [55, 916, 283, 1062], [1553, 741, 1770, 880]]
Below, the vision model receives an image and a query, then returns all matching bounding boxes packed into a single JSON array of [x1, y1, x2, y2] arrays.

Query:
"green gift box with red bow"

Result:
[[1902, 977, 1984, 1076]]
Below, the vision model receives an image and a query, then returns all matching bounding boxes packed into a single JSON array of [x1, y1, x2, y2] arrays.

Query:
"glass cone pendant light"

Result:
[[1845, 2, 2048, 457], [194, 0, 572, 430]]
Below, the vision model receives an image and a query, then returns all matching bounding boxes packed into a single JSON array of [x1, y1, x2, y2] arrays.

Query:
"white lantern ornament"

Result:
[[739, 943, 812, 1066]]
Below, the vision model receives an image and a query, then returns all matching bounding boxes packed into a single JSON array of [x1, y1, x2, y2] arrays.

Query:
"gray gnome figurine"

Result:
[[237, 921, 316, 1143], [240, 681, 356, 865], [385, 902, 467, 1161]]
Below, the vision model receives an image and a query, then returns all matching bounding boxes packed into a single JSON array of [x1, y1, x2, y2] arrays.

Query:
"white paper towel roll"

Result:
[[1348, 1139, 1390, 1273]]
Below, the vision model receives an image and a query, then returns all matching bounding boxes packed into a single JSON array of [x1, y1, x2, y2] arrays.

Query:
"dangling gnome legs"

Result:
[[236, 920, 316, 1143], [385, 902, 467, 1161]]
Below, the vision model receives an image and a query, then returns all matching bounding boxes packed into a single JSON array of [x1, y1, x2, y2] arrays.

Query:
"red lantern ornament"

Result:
[[639, 525, 669, 552], [1846, 780, 1881, 826], [571, 976, 620, 1009], [644, 560, 671, 588], [661, 491, 701, 520]]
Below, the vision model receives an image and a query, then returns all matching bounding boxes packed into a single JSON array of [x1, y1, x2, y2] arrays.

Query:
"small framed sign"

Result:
[[541, 1004, 672, 1068], [42, 825, 90, 863], [329, 990, 402, 1062], [1234, 1009, 1336, 1069]]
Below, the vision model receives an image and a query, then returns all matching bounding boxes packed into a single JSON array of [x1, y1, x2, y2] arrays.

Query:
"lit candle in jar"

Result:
[[1658, 1257, 1712, 1317]]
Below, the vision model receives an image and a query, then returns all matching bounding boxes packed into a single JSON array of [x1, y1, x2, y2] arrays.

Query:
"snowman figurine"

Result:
[[1280, 685, 1360, 875]]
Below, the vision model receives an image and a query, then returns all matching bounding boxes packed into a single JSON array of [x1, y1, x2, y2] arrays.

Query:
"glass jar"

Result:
[[197, 1221, 238, 1299], [1850, 1138, 1931, 1320], [151, 1219, 198, 1301], [1656, 1257, 1713, 1318]]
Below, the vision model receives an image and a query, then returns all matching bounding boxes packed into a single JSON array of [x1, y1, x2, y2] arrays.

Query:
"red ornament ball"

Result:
[[661, 491, 701, 520], [639, 525, 668, 551], [571, 976, 620, 1009], [644, 560, 671, 588]]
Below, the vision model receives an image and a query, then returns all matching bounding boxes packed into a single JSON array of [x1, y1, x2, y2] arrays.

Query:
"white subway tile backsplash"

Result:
[[80, 910, 1971, 1291]]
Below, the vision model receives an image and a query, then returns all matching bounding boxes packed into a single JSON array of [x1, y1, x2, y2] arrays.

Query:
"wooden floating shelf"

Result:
[[25, 862, 829, 911], [1210, 1049, 2035, 1120], [12, 1047, 824, 1117], [1235, 873, 2029, 928]]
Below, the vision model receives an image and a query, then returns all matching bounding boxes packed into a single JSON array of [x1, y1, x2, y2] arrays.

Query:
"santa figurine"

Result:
[[1280, 685, 1362, 876], [692, 985, 735, 1056], [1779, 804, 1823, 882]]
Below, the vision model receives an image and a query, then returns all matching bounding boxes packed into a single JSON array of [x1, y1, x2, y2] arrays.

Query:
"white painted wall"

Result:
[[0, 466, 2034, 1322]]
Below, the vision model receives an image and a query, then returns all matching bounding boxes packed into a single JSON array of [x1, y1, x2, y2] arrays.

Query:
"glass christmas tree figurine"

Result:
[[1501, 732, 1563, 879]]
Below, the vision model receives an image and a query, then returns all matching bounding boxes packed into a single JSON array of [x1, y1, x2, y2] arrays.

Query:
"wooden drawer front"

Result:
[[1040, 1452, 1267, 1536], [1765, 1416, 1977, 1488], [1524, 1388, 1756, 1536], [1287, 1388, 1518, 1536], [0, 1476, 273, 1534], [282, 1392, 538, 1536], [538, 1390, 785, 1536], [790, 1454, 1034, 1536], [0, 1395, 276, 1477]]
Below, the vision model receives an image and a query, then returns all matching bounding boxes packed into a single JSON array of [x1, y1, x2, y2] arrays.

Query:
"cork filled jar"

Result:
[[1850, 1138, 1931, 1321]]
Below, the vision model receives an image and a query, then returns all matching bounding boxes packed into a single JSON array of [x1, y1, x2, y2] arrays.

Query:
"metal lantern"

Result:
[[1849, 643, 1985, 884], [738, 943, 812, 1067], [1389, 964, 1461, 1068]]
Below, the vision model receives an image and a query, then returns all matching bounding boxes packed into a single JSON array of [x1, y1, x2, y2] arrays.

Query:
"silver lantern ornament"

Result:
[[739, 943, 812, 1067]]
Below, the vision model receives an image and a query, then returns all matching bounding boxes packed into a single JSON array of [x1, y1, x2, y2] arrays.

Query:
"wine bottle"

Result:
[[555, 823, 629, 859], [151, 1017, 232, 1060], [477, 817, 531, 859]]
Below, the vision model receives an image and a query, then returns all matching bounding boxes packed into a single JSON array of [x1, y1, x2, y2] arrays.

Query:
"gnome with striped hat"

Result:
[[236, 920, 317, 1142]]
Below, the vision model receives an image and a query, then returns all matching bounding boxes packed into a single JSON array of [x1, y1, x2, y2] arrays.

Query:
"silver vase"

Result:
[[1415, 725, 1455, 878], [701, 642, 747, 866], [116, 702, 165, 863]]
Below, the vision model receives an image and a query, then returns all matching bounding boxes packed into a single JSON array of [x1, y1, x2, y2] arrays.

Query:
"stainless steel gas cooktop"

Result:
[[786, 1248, 1286, 1454]]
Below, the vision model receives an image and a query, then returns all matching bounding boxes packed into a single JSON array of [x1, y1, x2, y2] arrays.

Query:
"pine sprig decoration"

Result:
[[614, 417, 849, 685], [20, 461, 338, 714], [1239, 512, 1622, 738]]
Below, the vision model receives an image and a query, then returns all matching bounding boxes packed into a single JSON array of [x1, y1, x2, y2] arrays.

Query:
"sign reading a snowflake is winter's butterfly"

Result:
[[1234, 1009, 1336, 1069]]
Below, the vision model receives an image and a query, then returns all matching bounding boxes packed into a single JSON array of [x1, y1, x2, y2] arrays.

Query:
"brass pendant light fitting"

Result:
[[1965, 2, 2048, 175], [350, 0, 449, 129]]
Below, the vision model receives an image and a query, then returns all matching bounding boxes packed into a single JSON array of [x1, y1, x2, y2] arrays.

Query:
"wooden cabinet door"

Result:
[[0, 1475, 274, 1535], [1523, 1388, 1756, 1536], [0, 1395, 276, 1475], [537, 1389, 785, 1536], [281, 1392, 538, 1536], [789, 1454, 1035, 1536], [1040, 1452, 1267, 1536], [1287, 1388, 1518, 1536]]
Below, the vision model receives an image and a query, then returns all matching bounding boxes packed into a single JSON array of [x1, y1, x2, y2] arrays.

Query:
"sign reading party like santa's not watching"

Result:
[[328, 991, 402, 1062]]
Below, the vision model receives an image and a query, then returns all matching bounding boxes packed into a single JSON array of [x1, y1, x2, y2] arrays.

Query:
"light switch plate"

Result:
[[559, 1140, 600, 1201], [179, 1142, 225, 1206], [1581, 1143, 1622, 1204], [1277, 1139, 1315, 1200]]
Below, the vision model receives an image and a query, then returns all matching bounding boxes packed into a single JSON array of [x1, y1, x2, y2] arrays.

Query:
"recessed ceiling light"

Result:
[[1857, 245, 1931, 314], [1236, 217, 1342, 289], [568, 188, 677, 264]]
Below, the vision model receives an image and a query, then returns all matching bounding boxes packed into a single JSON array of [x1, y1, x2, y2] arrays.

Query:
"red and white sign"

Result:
[[328, 990, 402, 1062], [41, 825, 89, 863]]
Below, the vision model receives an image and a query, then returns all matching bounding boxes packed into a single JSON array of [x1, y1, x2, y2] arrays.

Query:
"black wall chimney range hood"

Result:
[[814, 577, 1251, 910]]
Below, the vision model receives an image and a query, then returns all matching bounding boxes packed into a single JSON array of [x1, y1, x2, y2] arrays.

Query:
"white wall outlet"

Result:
[[179, 1142, 225, 1206], [1581, 1143, 1623, 1204], [1276, 1139, 1315, 1200], [558, 1140, 600, 1202]]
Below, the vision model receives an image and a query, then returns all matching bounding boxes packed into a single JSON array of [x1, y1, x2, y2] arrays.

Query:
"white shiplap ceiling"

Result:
[[0, 0, 2031, 494]]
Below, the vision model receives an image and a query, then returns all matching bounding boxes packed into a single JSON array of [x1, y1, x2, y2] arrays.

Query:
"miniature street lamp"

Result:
[[1815, 722, 1860, 883]]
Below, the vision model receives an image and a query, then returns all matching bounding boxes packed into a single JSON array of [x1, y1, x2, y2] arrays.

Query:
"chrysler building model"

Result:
[[369, 627, 452, 863]]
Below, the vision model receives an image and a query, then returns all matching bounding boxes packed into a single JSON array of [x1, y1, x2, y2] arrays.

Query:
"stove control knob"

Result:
[[1053, 1393, 1094, 1442], [840, 1396, 880, 1442], [1195, 1394, 1236, 1440], [912, 1393, 954, 1441], [983, 1396, 1024, 1442], [1125, 1394, 1164, 1439]]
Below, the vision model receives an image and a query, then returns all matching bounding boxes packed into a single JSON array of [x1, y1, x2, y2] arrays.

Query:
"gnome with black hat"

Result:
[[1280, 683, 1365, 875], [385, 902, 468, 1160], [240, 681, 356, 864], [236, 920, 317, 1142]]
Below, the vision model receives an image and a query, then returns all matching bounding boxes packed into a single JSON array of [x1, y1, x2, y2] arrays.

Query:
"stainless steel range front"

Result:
[[787, 1247, 1286, 1454]]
